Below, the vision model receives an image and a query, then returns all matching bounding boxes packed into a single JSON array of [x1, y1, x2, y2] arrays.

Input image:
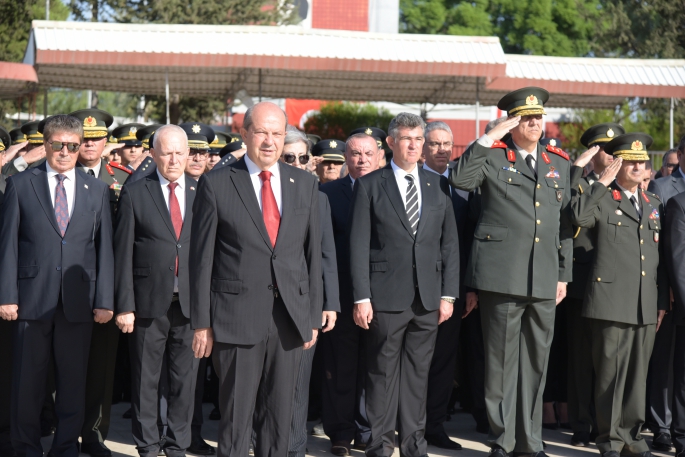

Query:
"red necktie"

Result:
[[259, 171, 280, 247], [168, 182, 183, 275]]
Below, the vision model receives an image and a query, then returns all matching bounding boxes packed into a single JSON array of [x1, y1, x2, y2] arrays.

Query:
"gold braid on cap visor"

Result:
[[188, 139, 210, 149], [612, 150, 650, 161], [507, 105, 546, 116]]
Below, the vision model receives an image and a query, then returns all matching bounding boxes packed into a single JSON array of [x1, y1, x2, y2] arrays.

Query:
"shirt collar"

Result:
[[78, 160, 101, 177], [678, 167, 685, 179], [244, 154, 280, 179], [512, 139, 537, 159], [390, 159, 419, 181], [422, 163, 448, 178], [156, 170, 185, 190], [45, 161, 76, 182], [615, 182, 639, 201]]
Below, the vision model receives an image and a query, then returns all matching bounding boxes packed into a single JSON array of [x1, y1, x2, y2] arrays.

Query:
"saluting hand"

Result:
[[93, 309, 113, 324], [321, 311, 337, 333], [573, 146, 600, 168], [116, 311, 135, 333], [193, 328, 214, 358], [0, 304, 18, 321], [353, 301, 373, 330], [486, 116, 521, 141], [598, 157, 623, 187], [2, 141, 28, 166]]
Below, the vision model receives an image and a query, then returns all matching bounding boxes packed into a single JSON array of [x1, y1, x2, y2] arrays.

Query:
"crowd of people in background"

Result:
[[0, 85, 683, 457]]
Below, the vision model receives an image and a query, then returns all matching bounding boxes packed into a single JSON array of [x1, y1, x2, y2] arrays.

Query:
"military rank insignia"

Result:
[[541, 152, 551, 164], [545, 166, 560, 179], [642, 193, 650, 203], [649, 208, 660, 220], [506, 149, 516, 163], [502, 166, 520, 174], [612, 189, 622, 201], [654, 232, 660, 242]]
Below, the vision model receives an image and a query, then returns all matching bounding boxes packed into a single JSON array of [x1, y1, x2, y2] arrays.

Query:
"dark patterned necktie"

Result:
[[54, 174, 69, 237], [168, 183, 183, 275], [630, 195, 641, 218], [405, 175, 419, 235], [87, 169, 95, 177], [525, 155, 537, 178], [259, 171, 280, 247]]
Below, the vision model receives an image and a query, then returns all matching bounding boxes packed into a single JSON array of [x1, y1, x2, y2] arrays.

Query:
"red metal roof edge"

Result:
[[486, 77, 685, 98], [0, 61, 38, 83]]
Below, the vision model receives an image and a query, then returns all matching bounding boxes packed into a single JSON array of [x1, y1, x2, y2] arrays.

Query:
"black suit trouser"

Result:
[[130, 300, 198, 457], [461, 307, 487, 427], [0, 319, 13, 455], [212, 298, 303, 457], [365, 295, 438, 457], [191, 358, 207, 439], [321, 311, 371, 445], [670, 325, 685, 452], [81, 319, 119, 444], [646, 310, 675, 433], [425, 298, 464, 435], [288, 340, 317, 457], [11, 307, 93, 457], [565, 297, 595, 433]]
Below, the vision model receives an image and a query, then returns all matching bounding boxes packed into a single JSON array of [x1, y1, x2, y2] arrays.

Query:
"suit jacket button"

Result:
[[272, 254, 277, 260], [56, 266, 61, 271], [169, 267, 173, 270], [177, 244, 181, 248], [62, 240, 66, 245]]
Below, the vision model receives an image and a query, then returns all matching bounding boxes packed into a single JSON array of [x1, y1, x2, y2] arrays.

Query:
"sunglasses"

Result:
[[283, 154, 310, 165], [48, 141, 81, 153]]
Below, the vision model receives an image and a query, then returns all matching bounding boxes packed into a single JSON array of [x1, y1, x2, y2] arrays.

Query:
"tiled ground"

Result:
[[39, 402, 672, 457]]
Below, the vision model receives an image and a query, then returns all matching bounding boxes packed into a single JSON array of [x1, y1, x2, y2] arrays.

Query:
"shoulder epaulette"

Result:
[[491, 140, 507, 149], [646, 190, 661, 201], [545, 144, 569, 161], [109, 162, 133, 174]]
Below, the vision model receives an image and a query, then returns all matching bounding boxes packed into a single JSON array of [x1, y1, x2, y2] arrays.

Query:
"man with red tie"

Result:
[[189, 102, 322, 457]]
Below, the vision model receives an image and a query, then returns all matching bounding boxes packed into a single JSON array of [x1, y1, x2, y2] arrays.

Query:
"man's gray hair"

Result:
[[424, 121, 453, 138], [152, 124, 187, 151], [388, 112, 426, 140], [243, 102, 289, 131], [485, 117, 508, 134], [284, 125, 311, 154], [345, 132, 378, 152], [43, 115, 83, 142]]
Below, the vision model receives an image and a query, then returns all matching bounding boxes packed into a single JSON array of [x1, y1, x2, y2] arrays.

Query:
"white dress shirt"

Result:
[[45, 162, 76, 217], [80, 160, 102, 178], [244, 154, 282, 215], [615, 182, 641, 216], [391, 159, 422, 218], [476, 135, 537, 171], [157, 170, 185, 292]]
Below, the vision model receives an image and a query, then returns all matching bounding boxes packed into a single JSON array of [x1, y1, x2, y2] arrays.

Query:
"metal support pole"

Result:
[[259, 69, 262, 102], [670, 97, 675, 149], [475, 79, 480, 139], [43, 88, 48, 118], [46, 0, 50, 20], [165, 71, 170, 124]]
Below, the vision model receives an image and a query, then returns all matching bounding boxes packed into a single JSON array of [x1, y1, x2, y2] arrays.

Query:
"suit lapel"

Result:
[[229, 160, 273, 251], [672, 171, 685, 194], [506, 140, 535, 182], [415, 168, 430, 239], [380, 165, 414, 238], [340, 176, 353, 201], [64, 171, 88, 236], [144, 174, 177, 240], [182, 175, 196, 237], [613, 181, 640, 222], [275, 163, 295, 252], [30, 165, 62, 236]]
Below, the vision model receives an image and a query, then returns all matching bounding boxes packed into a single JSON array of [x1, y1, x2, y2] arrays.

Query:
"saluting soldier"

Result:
[[572, 133, 668, 457], [2, 121, 46, 176], [207, 132, 230, 171], [450, 87, 573, 457], [111, 123, 146, 170], [210, 138, 244, 171], [564, 123, 626, 447], [126, 125, 163, 185], [68, 108, 132, 457]]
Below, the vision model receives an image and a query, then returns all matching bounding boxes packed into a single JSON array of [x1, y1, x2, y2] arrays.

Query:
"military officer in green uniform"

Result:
[[572, 132, 668, 457], [2, 121, 46, 176], [68, 108, 132, 457], [564, 123, 626, 446], [450, 87, 573, 457], [207, 131, 230, 171]]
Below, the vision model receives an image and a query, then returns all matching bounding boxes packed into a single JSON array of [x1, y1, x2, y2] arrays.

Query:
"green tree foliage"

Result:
[[304, 102, 395, 140]]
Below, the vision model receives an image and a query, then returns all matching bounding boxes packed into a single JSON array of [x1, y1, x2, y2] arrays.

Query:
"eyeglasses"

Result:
[[189, 150, 209, 158], [48, 141, 81, 153], [666, 163, 679, 169], [427, 141, 454, 150], [283, 154, 310, 165]]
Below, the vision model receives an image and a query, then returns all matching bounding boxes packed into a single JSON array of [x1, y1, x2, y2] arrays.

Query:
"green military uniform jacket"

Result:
[[77, 158, 131, 217], [567, 166, 600, 300], [572, 179, 669, 324], [450, 138, 573, 300]]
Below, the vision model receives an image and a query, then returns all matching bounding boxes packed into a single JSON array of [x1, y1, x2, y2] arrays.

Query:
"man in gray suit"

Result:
[[647, 134, 685, 451], [189, 102, 322, 457]]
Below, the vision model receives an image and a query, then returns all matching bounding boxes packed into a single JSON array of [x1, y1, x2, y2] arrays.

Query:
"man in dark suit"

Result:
[[319, 130, 382, 455], [114, 124, 200, 457], [421, 121, 476, 450], [0, 114, 114, 457], [189, 102, 322, 457], [349, 112, 460, 457], [646, 135, 685, 452]]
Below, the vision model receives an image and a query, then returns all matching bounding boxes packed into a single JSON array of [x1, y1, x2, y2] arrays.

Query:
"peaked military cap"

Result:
[[312, 139, 346, 163], [228, 133, 243, 143], [179, 123, 215, 150], [136, 124, 164, 149], [539, 138, 562, 148], [106, 133, 118, 145], [10, 128, 26, 145], [112, 123, 146, 146], [219, 140, 246, 158], [37, 116, 53, 135], [21, 121, 43, 144], [580, 123, 625, 148], [69, 109, 113, 139], [306, 134, 322, 145], [604, 133, 653, 161], [0, 127, 10, 152], [497, 87, 549, 117], [209, 132, 231, 154], [349, 127, 386, 149]]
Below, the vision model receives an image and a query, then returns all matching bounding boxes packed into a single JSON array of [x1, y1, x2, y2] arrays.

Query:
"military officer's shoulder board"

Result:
[[108, 161, 133, 175], [545, 144, 569, 161], [644, 190, 661, 202]]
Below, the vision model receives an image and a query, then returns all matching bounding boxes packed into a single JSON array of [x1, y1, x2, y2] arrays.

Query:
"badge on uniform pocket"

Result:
[[556, 190, 562, 202], [654, 232, 659, 242]]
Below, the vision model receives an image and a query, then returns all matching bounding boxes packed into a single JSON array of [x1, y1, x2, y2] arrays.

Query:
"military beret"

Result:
[[312, 139, 345, 163], [219, 140, 246, 158], [580, 123, 625, 148], [0, 127, 10, 152], [209, 132, 231, 155], [179, 123, 216, 150], [136, 124, 164, 149], [497, 87, 549, 117], [10, 127, 26, 145], [604, 133, 653, 161], [112, 123, 146, 146], [349, 127, 386, 148], [20, 121, 43, 144], [69, 109, 114, 139]]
